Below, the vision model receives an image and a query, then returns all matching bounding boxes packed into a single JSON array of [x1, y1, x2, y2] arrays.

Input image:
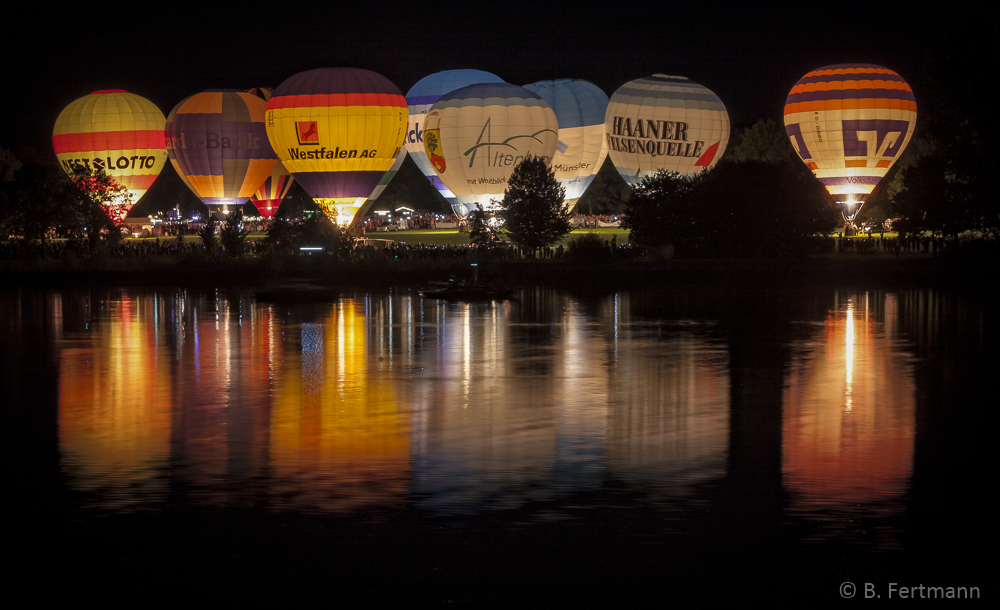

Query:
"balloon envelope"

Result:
[[53, 90, 168, 224], [249, 160, 294, 218], [165, 90, 277, 209], [265, 67, 408, 226], [605, 74, 729, 186], [405, 69, 504, 217], [783, 64, 917, 201], [522, 79, 609, 211], [423, 83, 559, 213]]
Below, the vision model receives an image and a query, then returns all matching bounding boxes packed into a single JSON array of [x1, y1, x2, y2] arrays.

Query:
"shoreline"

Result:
[[1, 253, 993, 293]]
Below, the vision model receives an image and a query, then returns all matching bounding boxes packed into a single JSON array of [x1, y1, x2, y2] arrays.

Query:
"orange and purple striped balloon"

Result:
[[166, 90, 278, 208], [784, 64, 917, 198]]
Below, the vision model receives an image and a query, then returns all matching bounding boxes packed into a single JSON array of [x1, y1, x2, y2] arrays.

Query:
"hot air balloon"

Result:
[[784, 64, 917, 225], [605, 75, 730, 186], [244, 87, 274, 103], [53, 90, 168, 225], [522, 79, 609, 213], [404, 69, 505, 217], [165, 90, 278, 215], [423, 83, 559, 214], [364, 148, 407, 204], [249, 161, 294, 218], [264, 67, 408, 227]]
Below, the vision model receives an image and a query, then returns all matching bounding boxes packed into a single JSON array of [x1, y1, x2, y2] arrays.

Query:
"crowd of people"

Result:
[[357, 211, 446, 233], [835, 233, 952, 256], [4, 214, 963, 264]]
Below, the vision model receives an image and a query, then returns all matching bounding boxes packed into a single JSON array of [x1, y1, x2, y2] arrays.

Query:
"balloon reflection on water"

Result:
[[783, 291, 915, 546], [53, 288, 919, 529], [59, 294, 173, 509], [268, 298, 410, 514]]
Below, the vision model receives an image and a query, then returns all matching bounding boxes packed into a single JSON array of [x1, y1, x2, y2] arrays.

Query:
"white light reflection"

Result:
[[845, 298, 854, 412], [462, 304, 472, 408]]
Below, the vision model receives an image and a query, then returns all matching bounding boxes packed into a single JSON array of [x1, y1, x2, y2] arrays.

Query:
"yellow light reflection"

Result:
[[845, 298, 854, 412], [269, 299, 410, 513], [59, 295, 173, 509]]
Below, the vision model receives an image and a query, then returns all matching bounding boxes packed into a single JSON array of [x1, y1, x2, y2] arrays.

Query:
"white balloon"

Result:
[[424, 83, 559, 213], [605, 74, 730, 185]]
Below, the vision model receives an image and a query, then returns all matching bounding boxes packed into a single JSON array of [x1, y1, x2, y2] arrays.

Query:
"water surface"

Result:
[[2, 285, 991, 602]]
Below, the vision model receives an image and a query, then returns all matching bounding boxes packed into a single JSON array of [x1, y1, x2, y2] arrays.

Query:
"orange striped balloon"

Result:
[[53, 90, 168, 224], [249, 161, 294, 218], [783, 64, 917, 201]]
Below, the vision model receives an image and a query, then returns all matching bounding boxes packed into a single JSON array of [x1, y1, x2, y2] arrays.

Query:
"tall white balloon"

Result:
[[522, 79, 609, 212], [404, 70, 504, 217], [605, 74, 730, 185], [424, 83, 559, 214]]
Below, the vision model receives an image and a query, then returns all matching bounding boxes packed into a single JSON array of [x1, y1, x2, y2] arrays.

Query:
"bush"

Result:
[[566, 232, 613, 261]]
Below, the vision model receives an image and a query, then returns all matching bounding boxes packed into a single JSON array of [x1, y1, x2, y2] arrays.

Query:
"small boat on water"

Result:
[[419, 280, 515, 301], [256, 280, 339, 304]]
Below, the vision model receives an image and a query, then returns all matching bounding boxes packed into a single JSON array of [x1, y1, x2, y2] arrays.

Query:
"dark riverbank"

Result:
[[1, 252, 994, 293]]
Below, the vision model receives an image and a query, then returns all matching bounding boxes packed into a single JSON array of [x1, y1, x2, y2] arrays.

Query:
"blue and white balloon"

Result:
[[522, 79, 609, 211], [404, 69, 504, 217]]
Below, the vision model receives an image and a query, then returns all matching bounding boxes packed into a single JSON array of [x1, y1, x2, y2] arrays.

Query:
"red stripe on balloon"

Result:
[[266, 93, 406, 110], [53, 130, 167, 154], [81, 173, 158, 191]]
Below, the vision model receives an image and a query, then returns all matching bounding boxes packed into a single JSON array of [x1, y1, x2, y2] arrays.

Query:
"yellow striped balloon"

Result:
[[265, 68, 407, 226], [53, 90, 168, 224], [784, 64, 917, 212]]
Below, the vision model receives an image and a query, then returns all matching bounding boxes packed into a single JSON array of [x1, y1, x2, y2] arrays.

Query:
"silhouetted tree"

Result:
[[264, 218, 299, 255], [220, 209, 249, 256], [690, 159, 839, 257], [621, 170, 701, 250], [467, 209, 501, 245], [890, 20, 995, 237], [497, 156, 571, 250], [199, 221, 218, 253], [725, 119, 798, 166], [622, 159, 838, 257], [0, 151, 114, 249]]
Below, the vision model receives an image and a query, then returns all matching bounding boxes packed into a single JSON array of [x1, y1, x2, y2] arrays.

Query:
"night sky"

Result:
[[3, 2, 991, 159]]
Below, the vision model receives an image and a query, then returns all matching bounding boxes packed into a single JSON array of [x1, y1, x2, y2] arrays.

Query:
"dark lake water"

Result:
[[2, 284, 992, 602]]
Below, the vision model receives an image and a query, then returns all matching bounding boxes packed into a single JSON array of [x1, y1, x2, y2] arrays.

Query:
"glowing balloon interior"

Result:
[[605, 74, 730, 186], [53, 90, 168, 225], [250, 161, 294, 218], [522, 79, 609, 211], [166, 90, 278, 210], [783, 64, 917, 219], [265, 67, 407, 227], [404, 69, 505, 217], [423, 83, 559, 214]]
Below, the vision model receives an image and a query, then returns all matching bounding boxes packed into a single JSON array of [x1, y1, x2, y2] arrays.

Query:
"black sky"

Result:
[[2, 1, 992, 155]]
